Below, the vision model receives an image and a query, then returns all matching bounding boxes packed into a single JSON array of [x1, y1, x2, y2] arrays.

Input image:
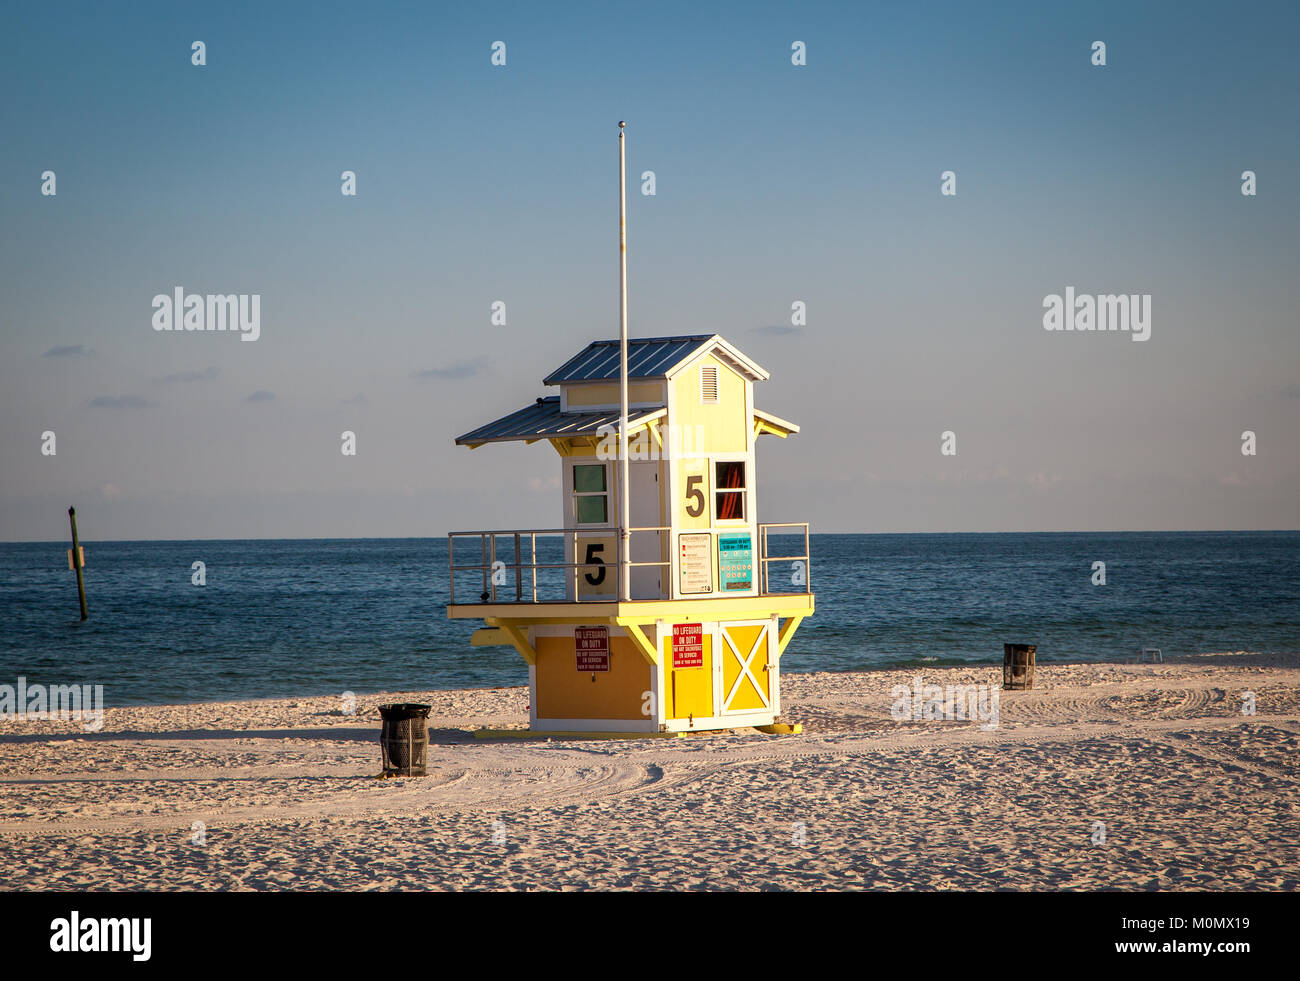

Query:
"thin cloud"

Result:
[[158, 366, 219, 383], [412, 357, 489, 381], [342, 394, 368, 405], [245, 390, 276, 403], [527, 475, 561, 493], [88, 395, 154, 409], [43, 344, 93, 358]]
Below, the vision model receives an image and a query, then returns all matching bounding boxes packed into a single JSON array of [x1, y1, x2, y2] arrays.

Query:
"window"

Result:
[[700, 364, 719, 403], [714, 461, 745, 520], [573, 464, 608, 523]]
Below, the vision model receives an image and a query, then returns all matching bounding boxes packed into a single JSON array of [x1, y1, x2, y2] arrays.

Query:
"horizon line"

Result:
[[3, 528, 1298, 546]]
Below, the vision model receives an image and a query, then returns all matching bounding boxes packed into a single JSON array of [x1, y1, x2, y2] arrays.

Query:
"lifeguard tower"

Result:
[[446, 332, 814, 733], [444, 124, 813, 735]]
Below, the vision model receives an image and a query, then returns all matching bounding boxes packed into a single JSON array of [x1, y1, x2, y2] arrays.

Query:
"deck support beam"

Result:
[[488, 621, 538, 665], [616, 619, 660, 666], [776, 615, 805, 660]]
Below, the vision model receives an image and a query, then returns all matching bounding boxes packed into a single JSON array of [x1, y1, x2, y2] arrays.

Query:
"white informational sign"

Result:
[[679, 533, 713, 594]]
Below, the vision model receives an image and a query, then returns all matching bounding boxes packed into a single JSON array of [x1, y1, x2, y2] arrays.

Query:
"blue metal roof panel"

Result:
[[542, 335, 715, 385], [455, 396, 666, 446]]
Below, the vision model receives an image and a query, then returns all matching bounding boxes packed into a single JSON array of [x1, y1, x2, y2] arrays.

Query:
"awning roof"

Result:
[[454, 396, 667, 447], [753, 408, 800, 437]]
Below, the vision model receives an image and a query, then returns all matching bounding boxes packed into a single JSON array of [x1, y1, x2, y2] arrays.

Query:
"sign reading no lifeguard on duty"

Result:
[[672, 623, 704, 668], [575, 626, 610, 672]]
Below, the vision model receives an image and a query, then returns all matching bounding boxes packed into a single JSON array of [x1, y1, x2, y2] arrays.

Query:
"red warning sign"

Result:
[[672, 623, 703, 668], [575, 626, 610, 672]]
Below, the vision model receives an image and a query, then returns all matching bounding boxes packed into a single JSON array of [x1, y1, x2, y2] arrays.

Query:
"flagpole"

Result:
[[618, 120, 631, 602]]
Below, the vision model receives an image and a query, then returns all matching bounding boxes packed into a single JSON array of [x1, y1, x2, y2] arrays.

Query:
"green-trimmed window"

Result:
[[574, 464, 608, 524]]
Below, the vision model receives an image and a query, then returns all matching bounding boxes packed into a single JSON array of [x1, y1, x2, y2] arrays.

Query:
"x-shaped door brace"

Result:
[[722, 624, 771, 712]]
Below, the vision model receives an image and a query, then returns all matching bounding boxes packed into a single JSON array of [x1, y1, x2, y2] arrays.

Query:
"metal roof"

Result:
[[542, 335, 718, 385], [454, 396, 667, 447]]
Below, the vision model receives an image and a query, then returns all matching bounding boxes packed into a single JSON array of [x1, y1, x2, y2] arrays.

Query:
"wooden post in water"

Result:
[[68, 506, 88, 620]]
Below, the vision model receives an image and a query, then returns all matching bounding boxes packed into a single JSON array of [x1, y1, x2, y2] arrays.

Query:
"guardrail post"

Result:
[[514, 532, 522, 602], [805, 524, 810, 591]]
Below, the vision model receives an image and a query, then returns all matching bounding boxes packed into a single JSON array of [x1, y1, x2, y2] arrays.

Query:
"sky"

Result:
[[1, 0, 1297, 540]]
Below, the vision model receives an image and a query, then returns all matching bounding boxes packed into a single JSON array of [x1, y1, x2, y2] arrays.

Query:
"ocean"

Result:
[[1, 532, 1296, 706]]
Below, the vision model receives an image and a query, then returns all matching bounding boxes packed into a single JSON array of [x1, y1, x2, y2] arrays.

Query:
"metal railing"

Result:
[[757, 522, 811, 595], [447, 527, 670, 604], [447, 522, 811, 604]]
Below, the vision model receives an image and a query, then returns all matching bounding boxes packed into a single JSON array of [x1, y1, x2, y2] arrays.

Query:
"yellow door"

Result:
[[719, 622, 771, 713], [667, 625, 712, 721]]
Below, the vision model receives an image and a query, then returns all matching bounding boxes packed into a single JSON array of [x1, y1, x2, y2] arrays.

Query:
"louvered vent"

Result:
[[701, 365, 719, 403]]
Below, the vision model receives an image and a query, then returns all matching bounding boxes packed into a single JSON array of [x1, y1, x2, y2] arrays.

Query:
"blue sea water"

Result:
[[0, 533, 1296, 706]]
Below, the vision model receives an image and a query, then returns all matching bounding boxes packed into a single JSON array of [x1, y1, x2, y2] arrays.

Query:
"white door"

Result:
[[629, 461, 664, 599]]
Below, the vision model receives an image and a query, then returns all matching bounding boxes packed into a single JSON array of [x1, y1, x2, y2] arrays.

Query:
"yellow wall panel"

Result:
[[572, 532, 617, 600], [564, 380, 664, 407], [676, 459, 711, 532], [535, 635, 652, 720], [671, 354, 749, 456]]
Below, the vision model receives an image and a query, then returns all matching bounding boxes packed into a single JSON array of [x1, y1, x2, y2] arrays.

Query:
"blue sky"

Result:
[[2, 0, 1297, 539]]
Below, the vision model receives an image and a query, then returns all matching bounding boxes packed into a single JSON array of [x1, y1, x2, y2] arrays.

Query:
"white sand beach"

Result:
[[1, 652, 1297, 891]]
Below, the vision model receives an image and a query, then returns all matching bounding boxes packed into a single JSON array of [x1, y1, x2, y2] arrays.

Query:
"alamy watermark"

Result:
[[1043, 288, 1150, 342], [50, 911, 150, 961], [596, 423, 705, 461], [0, 677, 104, 732], [152, 287, 260, 341], [890, 675, 999, 730]]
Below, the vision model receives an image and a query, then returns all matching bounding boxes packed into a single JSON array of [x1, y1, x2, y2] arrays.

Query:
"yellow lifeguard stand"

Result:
[[446, 333, 814, 734]]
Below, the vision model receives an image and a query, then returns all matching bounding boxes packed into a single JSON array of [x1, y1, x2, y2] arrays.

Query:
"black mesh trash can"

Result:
[[379, 703, 432, 776], [1003, 644, 1036, 690]]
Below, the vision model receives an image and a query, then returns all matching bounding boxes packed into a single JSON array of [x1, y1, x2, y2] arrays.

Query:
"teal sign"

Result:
[[718, 533, 753, 591]]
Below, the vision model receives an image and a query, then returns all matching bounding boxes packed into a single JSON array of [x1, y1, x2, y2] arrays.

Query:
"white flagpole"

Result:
[[618, 120, 631, 602]]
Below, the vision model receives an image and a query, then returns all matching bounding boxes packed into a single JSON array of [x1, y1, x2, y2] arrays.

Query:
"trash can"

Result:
[[378, 703, 432, 776], [1002, 644, 1036, 690]]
